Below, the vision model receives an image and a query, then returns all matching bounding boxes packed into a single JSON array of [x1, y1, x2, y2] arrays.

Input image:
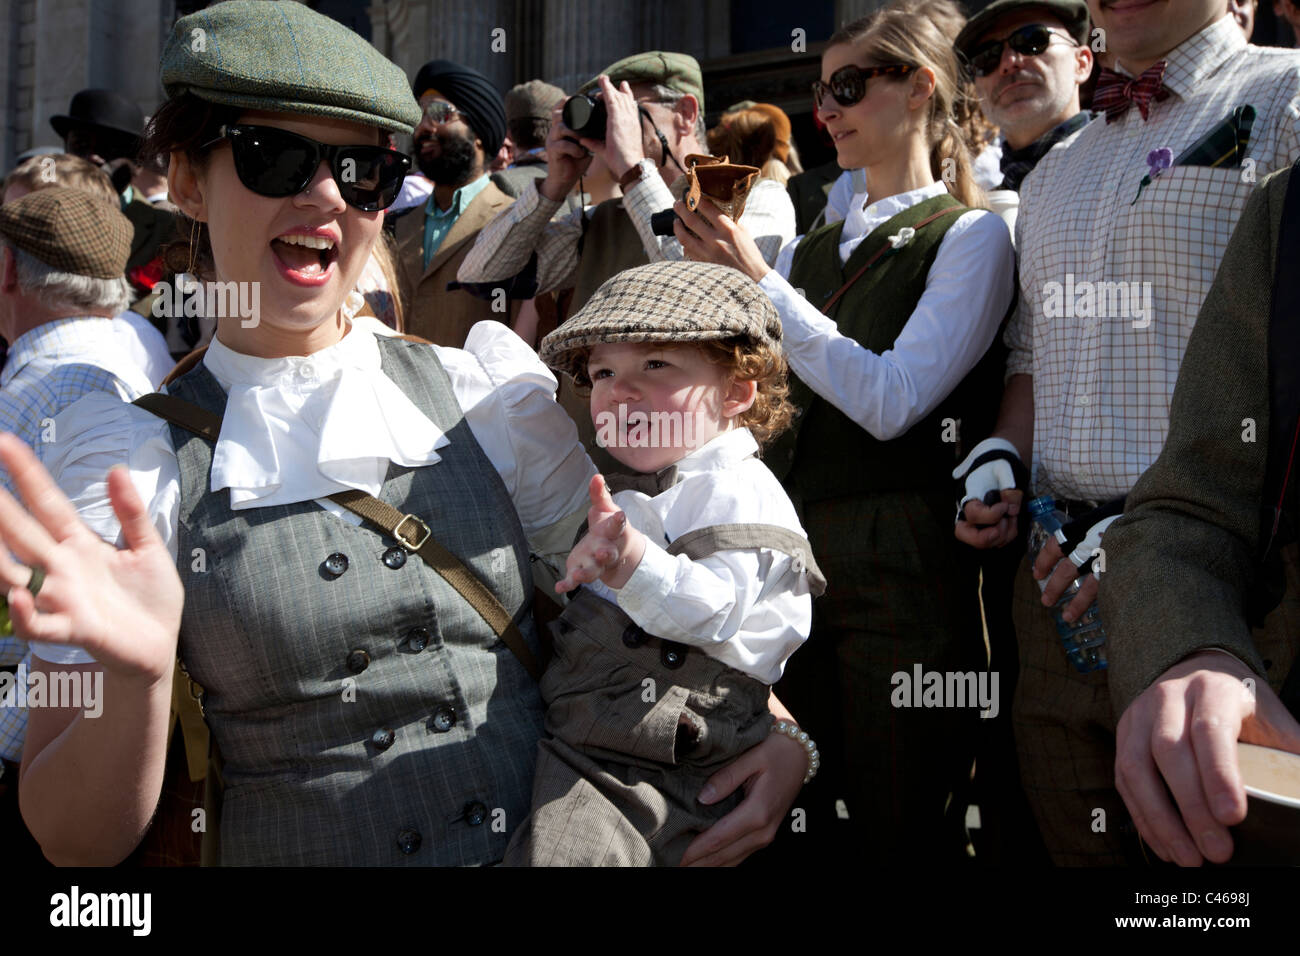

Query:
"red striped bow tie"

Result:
[[1093, 62, 1170, 123]]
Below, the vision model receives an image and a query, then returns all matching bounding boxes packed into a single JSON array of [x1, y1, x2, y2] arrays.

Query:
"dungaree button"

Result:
[[347, 648, 371, 673], [396, 828, 422, 854], [383, 546, 407, 570], [406, 626, 431, 652], [429, 705, 457, 733], [660, 642, 687, 669], [372, 727, 395, 751], [463, 801, 488, 826], [323, 552, 349, 576], [622, 624, 647, 648]]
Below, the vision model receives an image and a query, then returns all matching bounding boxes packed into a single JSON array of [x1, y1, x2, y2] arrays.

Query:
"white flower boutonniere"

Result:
[[887, 227, 916, 249]]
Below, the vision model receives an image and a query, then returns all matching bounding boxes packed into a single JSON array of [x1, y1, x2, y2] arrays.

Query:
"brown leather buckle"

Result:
[[395, 514, 432, 553]]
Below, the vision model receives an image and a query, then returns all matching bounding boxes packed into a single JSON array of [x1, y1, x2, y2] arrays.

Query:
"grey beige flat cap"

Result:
[[161, 0, 421, 134], [539, 261, 781, 380]]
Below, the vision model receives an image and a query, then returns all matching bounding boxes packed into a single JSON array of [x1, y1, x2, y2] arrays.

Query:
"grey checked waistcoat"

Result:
[[166, 337, 544, 866]]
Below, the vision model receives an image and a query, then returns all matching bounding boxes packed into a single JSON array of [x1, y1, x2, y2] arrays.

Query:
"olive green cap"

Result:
[[579, 51, 704, 114], [160, 0, 421, 134]]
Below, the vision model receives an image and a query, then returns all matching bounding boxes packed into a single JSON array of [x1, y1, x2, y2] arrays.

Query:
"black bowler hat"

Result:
[[49, 88, 145, 159]]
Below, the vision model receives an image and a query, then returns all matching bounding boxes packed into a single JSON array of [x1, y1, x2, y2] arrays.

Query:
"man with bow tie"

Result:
[[954, 0, 1300, 865]]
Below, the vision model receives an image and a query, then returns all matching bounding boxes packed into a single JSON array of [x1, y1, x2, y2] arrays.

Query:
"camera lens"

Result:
[[561, 93, 607, 141], [650, 209, 680, 237]]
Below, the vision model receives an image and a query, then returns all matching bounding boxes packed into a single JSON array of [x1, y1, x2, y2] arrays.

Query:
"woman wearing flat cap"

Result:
[[3, 0, 808, 867]]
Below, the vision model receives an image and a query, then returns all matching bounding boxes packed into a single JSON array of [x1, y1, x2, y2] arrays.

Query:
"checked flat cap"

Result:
[[0, 186, 132, 279], [579, 51, 705, 115], [161, 0, 421, 134], [954, 0, 1090, 58], [539, 261, 781, 380]]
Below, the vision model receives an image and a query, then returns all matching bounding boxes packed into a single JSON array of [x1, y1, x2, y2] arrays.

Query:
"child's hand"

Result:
[[555, 474, 647, 594]]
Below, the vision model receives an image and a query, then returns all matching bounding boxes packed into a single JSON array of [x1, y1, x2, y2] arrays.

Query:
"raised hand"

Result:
[[555, 473, 646, 593], [0, 434, 181, 687]]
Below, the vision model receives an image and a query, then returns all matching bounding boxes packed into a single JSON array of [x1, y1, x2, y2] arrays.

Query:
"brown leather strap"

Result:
[[133, 394, 543, 682], [821, 206, 962, 315]]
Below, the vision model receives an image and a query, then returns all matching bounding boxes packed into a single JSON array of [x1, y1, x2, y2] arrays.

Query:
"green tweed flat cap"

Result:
[[579, 51, 705, 115], [0, 186, 132, 279], [539, 261, 780, 381], [161, 0, 421, 134], [954, 0, 1090, 58]]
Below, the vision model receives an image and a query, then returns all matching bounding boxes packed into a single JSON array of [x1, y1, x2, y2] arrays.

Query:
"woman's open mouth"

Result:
[[271, 232, 340, 287]]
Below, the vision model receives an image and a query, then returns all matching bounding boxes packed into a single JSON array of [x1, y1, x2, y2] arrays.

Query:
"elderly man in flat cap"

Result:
[[0, 186, 154, 862], [392, 59, 518, 349]]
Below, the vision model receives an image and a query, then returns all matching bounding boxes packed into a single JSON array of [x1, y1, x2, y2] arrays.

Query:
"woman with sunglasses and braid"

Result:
[[675, 6, 1015, 865], [1, 1, 809, 867]]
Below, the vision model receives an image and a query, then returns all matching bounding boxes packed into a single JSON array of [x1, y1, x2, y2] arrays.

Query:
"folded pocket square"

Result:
[[1174, 104, 1256, 169]]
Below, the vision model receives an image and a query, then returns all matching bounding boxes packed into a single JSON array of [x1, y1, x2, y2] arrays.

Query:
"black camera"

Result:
[[650, 209, 681, 236], [561, 92, 607, 141]]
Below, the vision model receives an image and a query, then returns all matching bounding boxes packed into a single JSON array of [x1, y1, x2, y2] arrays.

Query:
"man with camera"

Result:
[[458, 52, 795, 317]]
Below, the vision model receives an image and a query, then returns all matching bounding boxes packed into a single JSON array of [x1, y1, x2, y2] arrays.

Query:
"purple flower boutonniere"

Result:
[[1132, 147, 1174, 204]]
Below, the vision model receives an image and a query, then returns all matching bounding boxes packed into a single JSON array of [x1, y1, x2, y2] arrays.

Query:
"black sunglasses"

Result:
[[200, 124, 411, 212], [965, 23, 1076, 78], [812, 63, 916, 110]]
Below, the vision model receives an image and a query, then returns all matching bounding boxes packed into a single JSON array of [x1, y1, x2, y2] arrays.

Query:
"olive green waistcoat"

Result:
[[770, 193, 1006, 500]]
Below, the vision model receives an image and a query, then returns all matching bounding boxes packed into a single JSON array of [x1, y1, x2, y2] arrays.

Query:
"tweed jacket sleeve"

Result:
[[1100, 166, 1289, 714], [457, 179, 586, 294]]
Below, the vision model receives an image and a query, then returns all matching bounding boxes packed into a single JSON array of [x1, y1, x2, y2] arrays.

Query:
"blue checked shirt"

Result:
[[0, 316, 153, 762]]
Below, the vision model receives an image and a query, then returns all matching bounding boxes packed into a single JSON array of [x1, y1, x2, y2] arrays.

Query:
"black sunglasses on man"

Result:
[[964, 23, 1079, 78]]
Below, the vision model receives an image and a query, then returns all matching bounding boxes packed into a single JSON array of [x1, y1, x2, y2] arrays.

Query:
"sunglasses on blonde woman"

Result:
[[812, 63, 916, 110]]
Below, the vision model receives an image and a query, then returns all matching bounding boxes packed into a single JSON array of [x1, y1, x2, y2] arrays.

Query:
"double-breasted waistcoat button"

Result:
[[622, 624, 647, 648], [406, 626, 431, 652], [323, 552, 349, 577], [382, 546, 407, 570], [430, 705, 456, 733], [396, 828, 422, 854], [463, 801, 488, 826], [372, 727, 395, 751], [347, 648, 371, 674], [661, 642, 687, 670]]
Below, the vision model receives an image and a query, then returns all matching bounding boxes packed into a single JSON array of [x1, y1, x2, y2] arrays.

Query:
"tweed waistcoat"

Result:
[[167, 337, 543, 866], [771, 194, 1005, 499], [571, 199, 652, 311]]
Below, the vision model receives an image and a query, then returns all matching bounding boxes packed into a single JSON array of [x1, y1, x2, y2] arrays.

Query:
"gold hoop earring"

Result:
[[187, 218, 199, 277]]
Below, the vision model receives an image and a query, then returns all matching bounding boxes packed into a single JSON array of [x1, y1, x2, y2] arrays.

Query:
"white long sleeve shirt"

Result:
[[758, 181, 1015, 441]]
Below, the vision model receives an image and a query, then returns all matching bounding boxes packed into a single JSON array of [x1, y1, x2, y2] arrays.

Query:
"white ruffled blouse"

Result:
[[33, 310, 594, 664]]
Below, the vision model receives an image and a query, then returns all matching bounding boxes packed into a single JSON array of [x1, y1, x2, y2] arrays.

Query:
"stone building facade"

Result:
[[1, 0, 907, 170]]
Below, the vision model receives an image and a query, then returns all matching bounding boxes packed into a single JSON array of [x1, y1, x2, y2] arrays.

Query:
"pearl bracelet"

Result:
[[771, 719, 820, 784]]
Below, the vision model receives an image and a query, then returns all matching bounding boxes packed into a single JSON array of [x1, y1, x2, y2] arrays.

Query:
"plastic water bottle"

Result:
[[1026, 495, 1108, 673]]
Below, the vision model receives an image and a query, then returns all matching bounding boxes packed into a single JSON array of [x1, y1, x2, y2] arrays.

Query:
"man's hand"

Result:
[[952, 437, 1027, 550], [596, 76, 647, 181], [954, 491, 1024, 548], [555, 474, 646, 593], [1115, 650, 1300, 866], [539, 102, 595, 202], [1032, 535, 1097, 622]]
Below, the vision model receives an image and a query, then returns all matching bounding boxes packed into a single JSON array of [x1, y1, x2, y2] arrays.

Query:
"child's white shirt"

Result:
[[589, 427, 814, 685]]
